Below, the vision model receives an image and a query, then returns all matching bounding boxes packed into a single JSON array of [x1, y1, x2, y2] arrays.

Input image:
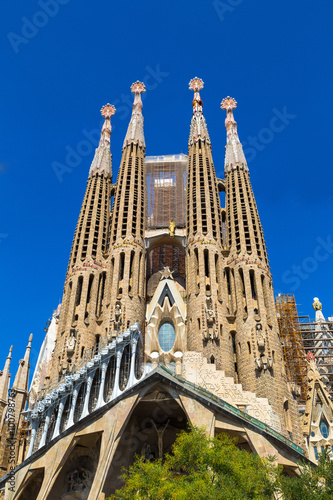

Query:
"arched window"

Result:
[[320, 420, 329, 438], [158, 322, 176, 352]]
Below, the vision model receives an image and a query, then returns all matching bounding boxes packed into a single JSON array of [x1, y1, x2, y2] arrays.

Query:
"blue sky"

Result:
[[1, 1, 332, 375]]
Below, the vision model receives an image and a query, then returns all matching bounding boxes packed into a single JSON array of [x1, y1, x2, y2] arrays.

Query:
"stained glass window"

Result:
[[320, 420, 329, 438], [158, 322, 176, 352]]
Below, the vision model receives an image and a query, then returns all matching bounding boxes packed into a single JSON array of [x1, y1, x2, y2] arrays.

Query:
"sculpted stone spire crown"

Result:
[[123, 81, 146, 149], [89, 103, 116, 179], [188, 77, 211, 146], [221, 96, 248, 173]]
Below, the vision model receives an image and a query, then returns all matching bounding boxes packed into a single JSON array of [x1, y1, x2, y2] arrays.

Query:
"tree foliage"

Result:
[[108, 426, 333, 500], [109, 426, 276, 499], [278, 447, 333, 500]]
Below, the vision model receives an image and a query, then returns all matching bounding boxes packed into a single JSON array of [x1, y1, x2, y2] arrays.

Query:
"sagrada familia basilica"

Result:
[[0, 78, 332, 499]]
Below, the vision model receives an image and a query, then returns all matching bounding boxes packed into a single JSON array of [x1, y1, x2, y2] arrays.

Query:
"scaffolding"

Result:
[[299, 311, 333, 399], [146, 154, 187, 229], [276, 294, 308, 404]]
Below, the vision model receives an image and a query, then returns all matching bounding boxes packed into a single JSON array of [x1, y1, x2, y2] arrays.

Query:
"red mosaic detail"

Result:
[[307, 351, 316, 362], [221, 96, 237, 111], [130, 81, 146, 94], [100, 104, 116, 118], [189, 77, 204, 92]]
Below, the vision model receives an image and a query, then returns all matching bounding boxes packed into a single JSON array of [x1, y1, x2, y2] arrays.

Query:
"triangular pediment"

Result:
[[302, 361, 333, 437], [146, 278, 186, 322]]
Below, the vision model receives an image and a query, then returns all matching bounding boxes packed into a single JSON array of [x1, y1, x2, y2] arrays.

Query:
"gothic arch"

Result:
[[16, 468, 44, 500], [101, 383, 188, 497], [46, 433, 101, 500]]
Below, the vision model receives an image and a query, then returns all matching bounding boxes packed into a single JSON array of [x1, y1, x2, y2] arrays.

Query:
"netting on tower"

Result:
[[146, 154, 187, 229]]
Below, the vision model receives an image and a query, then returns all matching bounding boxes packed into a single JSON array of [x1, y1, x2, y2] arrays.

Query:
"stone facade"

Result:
[[0, 79, 318, 497]]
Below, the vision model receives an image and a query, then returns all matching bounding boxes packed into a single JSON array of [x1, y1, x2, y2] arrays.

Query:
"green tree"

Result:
[[277, 447, 333, 500], [109, 426, 277, 499]]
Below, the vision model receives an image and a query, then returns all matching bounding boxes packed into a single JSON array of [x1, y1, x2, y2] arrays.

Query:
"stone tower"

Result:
[[106, 81, 147, 338], [0, 335, 32, 473], [186, 78, 234, 376], [220, 96, 301, 439], [50, 104, 115, 382]]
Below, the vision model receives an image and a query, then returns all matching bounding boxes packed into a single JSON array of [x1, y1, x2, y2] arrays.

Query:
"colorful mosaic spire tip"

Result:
[[130, 81, 146, 94], [100, 103, 116, 118], [221, 96, 237, 111], [189, 77, 204, 92]]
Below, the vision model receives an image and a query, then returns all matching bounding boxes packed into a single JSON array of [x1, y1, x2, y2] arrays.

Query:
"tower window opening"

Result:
[[95, 334, 100, 354], [210, 355, 215, 364], [119, 252, 125, 281], [85, 274, 94, 319], [239, 269, 246, 298], [231, 332, 237, 354], [81, 347, 85, 358], [75, 276, 83, 307], [96, 272, 106, 316], [250, 270, 257, 300], [247, 342, 251, 354], [203, 249, 209, 278]]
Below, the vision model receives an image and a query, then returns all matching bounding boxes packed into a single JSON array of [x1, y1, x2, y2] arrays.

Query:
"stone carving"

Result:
[[256, 323, 265, 349], [65, 466, 91, 493], [151, 419, 170, 459], [160, 266, 174, 280], [141, 443, 155, 461], [255, 355, 273, 372], [66, 336, 76, 355], [205, 296, 215, 327], [114, 300, 122, 328]]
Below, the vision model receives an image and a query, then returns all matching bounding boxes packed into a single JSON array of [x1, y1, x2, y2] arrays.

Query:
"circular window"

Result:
[[320, 420, 329, 438], [158, 322, 176, 352]]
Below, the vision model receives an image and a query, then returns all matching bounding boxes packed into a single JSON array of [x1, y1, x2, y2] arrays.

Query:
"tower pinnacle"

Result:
[[221, 96, 248, 172], [123, 81, 146, 149], [0, 346, 13, 404], [188, 77, 211, 145], [89, 103, 115, 179]]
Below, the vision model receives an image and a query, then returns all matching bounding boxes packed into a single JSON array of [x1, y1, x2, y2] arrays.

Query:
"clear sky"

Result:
[[1, 1, 332, 375]]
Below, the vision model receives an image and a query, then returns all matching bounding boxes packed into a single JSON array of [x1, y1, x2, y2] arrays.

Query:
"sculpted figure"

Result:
[[169, 218, 175, 237], [313, 297, 322, 311]]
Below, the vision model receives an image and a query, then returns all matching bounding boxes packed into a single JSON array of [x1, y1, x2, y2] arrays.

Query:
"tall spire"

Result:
[[188, 77, 211, 146], [0, 346, 12, 403], [123, 81, 146, 149], [221, 96, 247, 173], [89, 103, 115, 179], [12, 334, 32, 394]]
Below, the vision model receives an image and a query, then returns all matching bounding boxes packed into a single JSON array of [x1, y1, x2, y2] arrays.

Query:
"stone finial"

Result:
[[221, 96, 248, 172], [189, 77, 204, 92], [123, 81, 146, 149], [220, 96, 237, 111], [188, 77, 211, 145], [100, 103, 116, 119], [89, 103, 115, 178], [130, 81, 146, 95]]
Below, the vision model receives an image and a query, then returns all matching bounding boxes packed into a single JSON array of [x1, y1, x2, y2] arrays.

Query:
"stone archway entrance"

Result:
[[102, 384, 188, 496]]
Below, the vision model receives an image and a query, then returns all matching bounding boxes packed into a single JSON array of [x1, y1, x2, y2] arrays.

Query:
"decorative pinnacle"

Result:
[[221, 96, 237, 111], [131, 81, 146, 94], [221, 95, 248, 172], [189, 77, 204, 92], [100, 103, 116, 118]]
